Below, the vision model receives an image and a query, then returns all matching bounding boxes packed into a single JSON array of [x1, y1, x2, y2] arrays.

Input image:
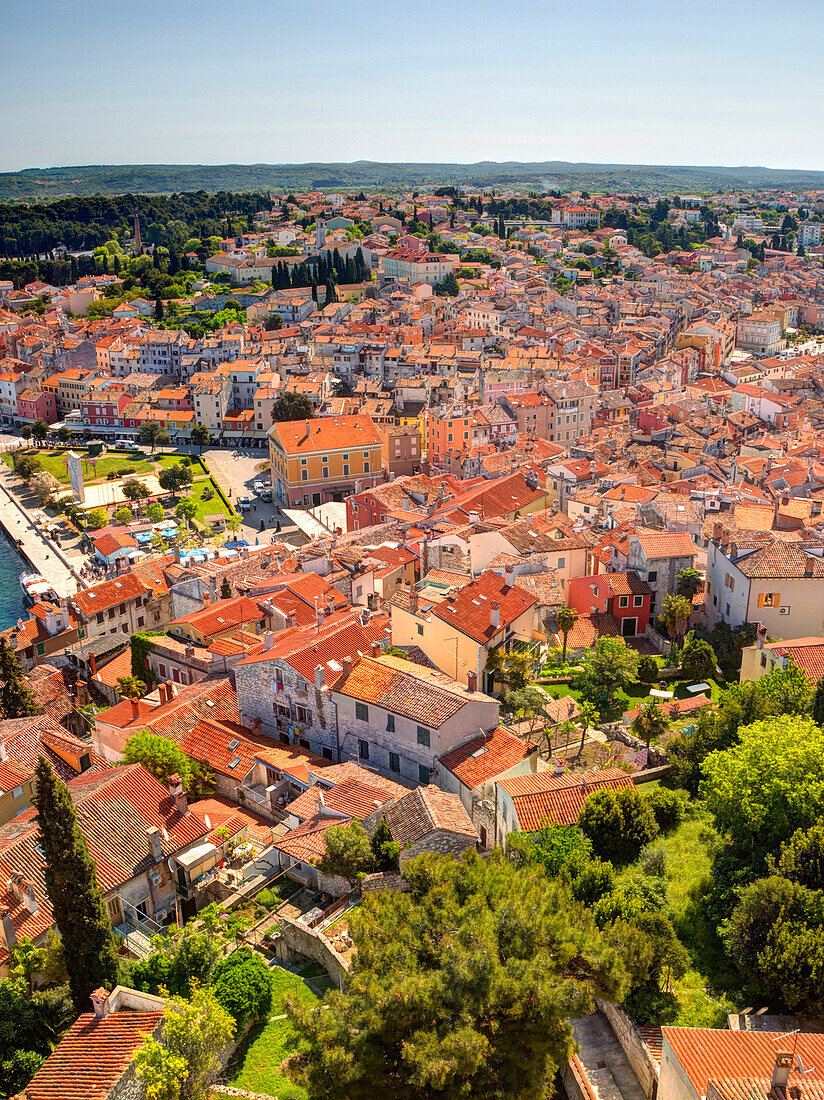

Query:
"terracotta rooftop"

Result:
[[498, 768, 634, 830], [440, 726, 536, 789], [384, 784, 477, 845]]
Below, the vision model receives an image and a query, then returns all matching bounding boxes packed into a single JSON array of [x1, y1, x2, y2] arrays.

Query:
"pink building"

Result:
[[17, 388, 57, 424]]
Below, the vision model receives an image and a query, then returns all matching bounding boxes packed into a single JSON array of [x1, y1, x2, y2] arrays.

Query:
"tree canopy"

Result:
[[287, 851, 627, 1100]]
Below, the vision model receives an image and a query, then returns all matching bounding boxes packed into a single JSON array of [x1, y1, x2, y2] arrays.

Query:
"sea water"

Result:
[[0, 529, 33, 630]]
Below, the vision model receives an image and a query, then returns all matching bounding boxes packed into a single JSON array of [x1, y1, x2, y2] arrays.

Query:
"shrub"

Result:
[[211, 947, 273, 1027], [118, 464, 137, 475], [106, 470, 119, 480], [640, 846, 667, 877], [622, 983, 679, 1025], [202, 485, 214, 501], [645, 787, 684, 833], [180, 456, 191, 467], [579, 787, 659, 863], [568, 856, 615, 906], [638, 655, 659, 684], [255, 887, 278, 909]]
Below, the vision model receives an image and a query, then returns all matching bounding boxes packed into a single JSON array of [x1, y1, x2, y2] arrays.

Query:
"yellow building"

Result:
[[269, 414, 382, 507], [0, 761, 35, 826]]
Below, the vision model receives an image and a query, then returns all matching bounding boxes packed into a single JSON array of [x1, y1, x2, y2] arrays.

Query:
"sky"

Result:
[[3, 0, 824, 173]]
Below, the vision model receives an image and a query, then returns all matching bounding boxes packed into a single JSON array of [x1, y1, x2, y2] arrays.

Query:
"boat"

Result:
[[20, 572, 59, 604]]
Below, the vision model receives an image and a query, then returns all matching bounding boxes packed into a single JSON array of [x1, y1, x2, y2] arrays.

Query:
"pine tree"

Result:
[[33, 758, 119, 1013], [0, 637, 37, 719]]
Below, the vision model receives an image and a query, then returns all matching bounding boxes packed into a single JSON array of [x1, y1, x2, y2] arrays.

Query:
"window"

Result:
[[389, 752, 400, 774], [386, 714, 394, 732], [761, 654, 767, 668], [618, 595, 629, 608], [758, 593, 779, 608], [633, 595, 644, 607], [417, 624, 424, 636], [416, 726, 430, 747], [342, 453, 349, 460], [647, 571, 658, 583], [12, 785, 23, 800], [364, 462, 370, 473], [301, 469, 308, 481], [355, 701, 369, 722], [363, 451, 369, 459], [343, 463, 349, 476], [322, 467, 329, 478], [296, 705, 309, 724], [358, 739, 369, 760], [419, 764, 429, 784], [300, 457, 307, 465], [557, 556, 565, 568], [137, 616, 144, 627]]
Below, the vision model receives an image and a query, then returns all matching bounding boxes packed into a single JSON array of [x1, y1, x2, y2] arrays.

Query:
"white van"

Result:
[[114, 439, 134, 450]]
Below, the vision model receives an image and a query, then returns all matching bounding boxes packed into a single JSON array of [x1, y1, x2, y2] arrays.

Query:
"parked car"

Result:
[[253, 481, 265, 493], [237, 496, 252, 512]]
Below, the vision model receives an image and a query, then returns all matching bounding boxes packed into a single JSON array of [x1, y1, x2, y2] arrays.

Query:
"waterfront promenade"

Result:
[[0, 442, 84, 600]]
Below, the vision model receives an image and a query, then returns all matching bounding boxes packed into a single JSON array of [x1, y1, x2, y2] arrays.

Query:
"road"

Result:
[[201, 447, 288, 542]]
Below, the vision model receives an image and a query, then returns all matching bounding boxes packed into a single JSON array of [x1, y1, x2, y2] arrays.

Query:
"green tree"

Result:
[[812, 675, 824, 726], [32, 758, 118, 1013], [123, 478, 150, 502], [84, 507, 109, 529], [631, 701, 669, 754], [701, 715, 824, 861], [20, 424, 33, 442], [555, 605, 579, 662], [575, 700, 600, 756], [272, 392, 315, 422], [771, 821, 824, 890], [133, 986, 234, 1100], [219, 576, 232, 600], [139, 421, 171, 453], [31, 418, 49, 444], [191, 425, 211, 453], [117, 675, 146, 700], [659, 593, 692, 654], [159, 464, 193, 500], [434, 271, 460, 296], [316, 819, 376, 885], [676, 567, 702, 600], [122, 730, 192, 787], [574, 637, 640, 708], [175, 497, 197, 527], [263, 312, 283, 330], [286, 851, 626, 1100], [211, 947, 273, 1028], [154, 297, 164, 321], [114, 506, 134, 525], [680, 633, 717, 681], [146, 501, 164, 522], [578, 788, 659, 864], [758, 661, 812, 716], [56, 425, 71, 443], [369, 815, 400, 872], [0, 636, 37, 719]]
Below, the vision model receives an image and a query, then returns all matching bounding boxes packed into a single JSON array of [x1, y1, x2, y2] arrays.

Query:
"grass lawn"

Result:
[[627, 798, 736, 1026], [6, 448, 155, 484], [227, 966, 320, 1100], [184, 476, 237, 524], [540, 676, 724, 722]]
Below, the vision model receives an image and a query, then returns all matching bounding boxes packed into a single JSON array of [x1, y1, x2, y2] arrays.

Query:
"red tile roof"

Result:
[[440, 726, 536, 789], [430, 570, 536, 645], [633, 531, 697, 560], [336, 653, 486, 727], [662, 1028, 824, 1099], [23, 1009, 163, 1100], [498, 768, 634, 830], [384, 785, 477, 845]]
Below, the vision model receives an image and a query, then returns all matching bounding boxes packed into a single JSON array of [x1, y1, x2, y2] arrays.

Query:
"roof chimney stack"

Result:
[[90, 988, 110, 1020], [168, 773, 188, 816], [314, 663, 326, 690], [0, 908, 16, 950], [490, 601, 500, 628], [504, 565, 514, 588], [771, 1052, 793, 1092], [467, 670, 477, 692], [147, 826, 163, 862]]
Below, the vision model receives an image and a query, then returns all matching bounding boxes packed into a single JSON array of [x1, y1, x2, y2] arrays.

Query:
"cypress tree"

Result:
[[0, 637, 37, 718], [325, 281, 338, 305], [33, 758, 119, 1013], [154, 297, 164, 321]]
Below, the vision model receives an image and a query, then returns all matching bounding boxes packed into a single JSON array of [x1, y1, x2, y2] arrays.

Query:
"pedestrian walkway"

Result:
[[0, 465, 82, 598]]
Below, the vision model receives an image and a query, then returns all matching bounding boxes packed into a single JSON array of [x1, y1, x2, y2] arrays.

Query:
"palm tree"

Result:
[[116, 675, 146, 701], [555, 605, 579, 663], [676, 567, 702, 600], [575, 700, 600, 757], [631, 700, 670, 756], [659, 593, 692, 655]]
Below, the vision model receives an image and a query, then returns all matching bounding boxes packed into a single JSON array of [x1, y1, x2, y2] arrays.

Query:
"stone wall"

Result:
[[399, 829, 478, 868], [276, 913, 349, 984], [594, 998, 659, 1100]]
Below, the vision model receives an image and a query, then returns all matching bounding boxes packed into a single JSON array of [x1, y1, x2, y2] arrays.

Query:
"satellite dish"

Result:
[[204, 814, 212, 829], [167, 858, 175, 872], [162, 827, 169, 842]]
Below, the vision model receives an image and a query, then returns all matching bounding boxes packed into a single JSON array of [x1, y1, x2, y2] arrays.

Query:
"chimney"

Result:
[[263, 630, 274, 649], [202, 590, 211, 608], [168, 773, 188, 816], [326, 595, 335, 615], [771, 1052, 793, 1092], [342, 655, 353, 678], [712, 520, 722, 542], [504, 565, 514, 588], [287, 613, 297, 628], [316, 609, 326, 628], [147, 826, 163, 862], [757, 624, 766, 650], [490, 601, 500, 628], [185, 643, 194, 658], [90, 988, 110, 1020], [314, 663, 326, 690], [210, 576, 217, 601], [467, 670, 477, 692], [89, 652, 98, 676], [251, 717, 262, 732], [0, 740, 5, 763], [410, 590, 419, 615], [0, 908, 16, 950], [130, 697, 140, 720], [371, 641, 381, 657]]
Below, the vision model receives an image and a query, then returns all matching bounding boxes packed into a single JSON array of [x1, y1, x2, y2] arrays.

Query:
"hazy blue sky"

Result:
[[4, 0, 823, 171]]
